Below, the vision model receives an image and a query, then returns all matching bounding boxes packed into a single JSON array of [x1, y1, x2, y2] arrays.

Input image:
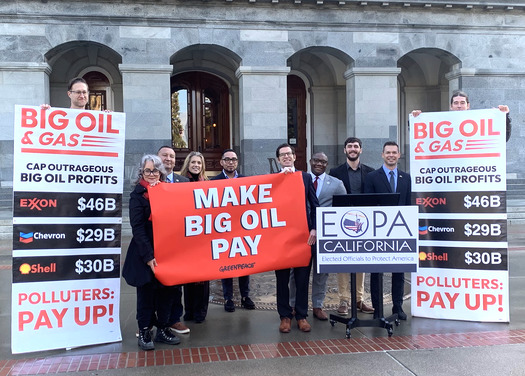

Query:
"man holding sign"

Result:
[[274, 143, 319, 333], [212, 149, 256, 313], [412, 90, 511, 142]]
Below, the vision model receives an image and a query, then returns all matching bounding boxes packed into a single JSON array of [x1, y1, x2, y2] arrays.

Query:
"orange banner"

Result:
[[149, 172, 311, 285]]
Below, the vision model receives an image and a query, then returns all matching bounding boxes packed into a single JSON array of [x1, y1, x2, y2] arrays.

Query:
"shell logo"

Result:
[[419, 252, 427, 261], [19, 263, 31, 274]]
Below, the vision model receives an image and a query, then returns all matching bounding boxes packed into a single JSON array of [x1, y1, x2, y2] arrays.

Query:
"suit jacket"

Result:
[[364, 166, 412, 205], [169, 172, 190, 183], [302, 171, 320, 230], [329, 162, 374, 194], [315, 173, 347, 208], [122, 183, 156, 287], [211, 170, 245, 180]]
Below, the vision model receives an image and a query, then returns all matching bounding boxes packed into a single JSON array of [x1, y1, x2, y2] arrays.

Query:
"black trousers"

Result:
[[183, 281, 210, 321], [370, 272, 405, 314], [221, 276, 250, 300], [167, 285, 184, 326], [275, 262, 312, 320], [136, 279, 174, 329]]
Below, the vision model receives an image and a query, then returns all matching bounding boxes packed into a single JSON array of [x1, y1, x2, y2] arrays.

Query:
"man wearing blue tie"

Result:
[[364, 141, 412, 320]]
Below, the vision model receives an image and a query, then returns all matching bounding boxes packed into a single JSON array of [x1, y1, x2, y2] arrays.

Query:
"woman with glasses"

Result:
[[122, 154, 181, 350], [179, 151, 210, 323]]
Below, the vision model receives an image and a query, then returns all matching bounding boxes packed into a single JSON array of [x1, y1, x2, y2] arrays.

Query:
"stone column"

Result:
[[0, 62, 51, 186], [344, 67, 401, 168], [236, 66, 290, 176], [118, 64, 173, 181]]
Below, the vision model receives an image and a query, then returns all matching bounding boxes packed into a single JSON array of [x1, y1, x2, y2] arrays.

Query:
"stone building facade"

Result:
[[0, 0, 523, 189]]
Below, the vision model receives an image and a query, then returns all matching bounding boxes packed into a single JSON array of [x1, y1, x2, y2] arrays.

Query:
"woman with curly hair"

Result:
[[122, 154, 181, 350]]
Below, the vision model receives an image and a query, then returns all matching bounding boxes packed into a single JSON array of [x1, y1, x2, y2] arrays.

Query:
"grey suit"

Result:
[[291, 173, 347, 308]]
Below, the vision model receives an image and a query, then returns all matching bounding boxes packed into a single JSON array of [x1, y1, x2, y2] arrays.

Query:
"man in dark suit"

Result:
[[290, 152, 347, 321], [275, 143, 319, 333], [329, 137, 375, 315], [212, 149, 256, 313], [157, 146, 192, 335], [364, 141, 412, 320]]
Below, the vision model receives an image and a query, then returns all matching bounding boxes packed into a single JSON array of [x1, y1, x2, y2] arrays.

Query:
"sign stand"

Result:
[[326, 193, 407, 338], [329, 273, 399, 338]]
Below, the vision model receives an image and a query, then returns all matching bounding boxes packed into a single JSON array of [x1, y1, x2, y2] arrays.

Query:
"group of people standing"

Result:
[[122, 146, 257, 351], [47, 78, 512, 350], [274, 139, 412, 334], [122, 138, 411, 350]]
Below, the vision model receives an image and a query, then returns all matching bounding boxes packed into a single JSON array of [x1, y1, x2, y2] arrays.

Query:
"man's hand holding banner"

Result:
[[149, 172, 311, 286]]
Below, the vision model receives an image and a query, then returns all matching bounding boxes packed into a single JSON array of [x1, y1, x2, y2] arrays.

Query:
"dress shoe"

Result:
[[297, 318, 311, 332], [312, 307, 328, 321], [224, 299, 235, 312], [170, 321, 190, 334], [279, 317, 291, 333], [357, 301, 375, 314], [336, 302, 348, 315], [394, 309, 407, 320], [241, 296, 255, 310]]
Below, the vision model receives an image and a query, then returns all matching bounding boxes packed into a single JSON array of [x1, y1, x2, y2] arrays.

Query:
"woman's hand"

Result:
[[307, 229, 317, 246], [147, 258, 157, 273]]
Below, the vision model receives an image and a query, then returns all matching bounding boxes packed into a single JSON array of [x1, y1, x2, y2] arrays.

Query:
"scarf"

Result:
[[139, 178, 150, 200]]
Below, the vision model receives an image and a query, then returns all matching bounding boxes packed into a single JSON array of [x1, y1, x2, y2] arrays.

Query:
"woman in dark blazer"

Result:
[[122, 154, 180, 350]]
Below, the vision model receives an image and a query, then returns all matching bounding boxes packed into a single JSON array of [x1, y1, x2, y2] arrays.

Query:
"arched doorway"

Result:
[[83, 71, 110, 111], [398, 48, 461, 160], [287, 75, 307, 171], [171, 71, 230, 171], [287, 47, 353, 168], [45, 41, 122, 111]]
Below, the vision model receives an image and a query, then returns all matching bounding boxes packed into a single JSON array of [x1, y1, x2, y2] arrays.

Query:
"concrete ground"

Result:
[[1, 221, 525, 375]]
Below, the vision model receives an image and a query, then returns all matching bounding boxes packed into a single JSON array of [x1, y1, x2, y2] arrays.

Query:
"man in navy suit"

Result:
[[275, 143, 319, 333], [157, 146, 191, 335], [364, 141, 412, 320], [329, 137, 375, 315], [290, 152, 347, 321], [212, 149, 256, 313]]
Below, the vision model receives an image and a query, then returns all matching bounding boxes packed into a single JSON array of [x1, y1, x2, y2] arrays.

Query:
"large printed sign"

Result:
[[410, 109, 508, 322], [149, 172, 312, 286], [11, 106, 125, 353], [316, 206, 419, 273]]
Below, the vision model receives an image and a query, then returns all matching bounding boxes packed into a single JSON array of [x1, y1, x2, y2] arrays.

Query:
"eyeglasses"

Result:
[[69, 90, 89, 96], [222, 158, 238, 163], [143, 168, 160, 176], [312, 159, 328, 165], [279, 152, 294, 158]]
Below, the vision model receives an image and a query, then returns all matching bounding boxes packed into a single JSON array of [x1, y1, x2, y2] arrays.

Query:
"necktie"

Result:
[[313, 176, 319, 191], [166, 176, 172, 183], [389, 171, 395, 193]]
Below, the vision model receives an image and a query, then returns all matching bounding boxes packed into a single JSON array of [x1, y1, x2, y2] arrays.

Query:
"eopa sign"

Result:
[[316, 206, 419, 274]]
